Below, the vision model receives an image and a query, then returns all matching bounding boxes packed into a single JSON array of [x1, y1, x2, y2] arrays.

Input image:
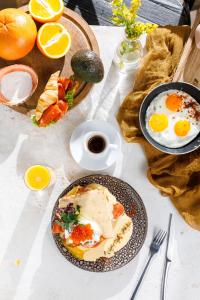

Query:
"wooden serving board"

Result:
[[173, 9, 200, 87], [0, 6, 99, 114]]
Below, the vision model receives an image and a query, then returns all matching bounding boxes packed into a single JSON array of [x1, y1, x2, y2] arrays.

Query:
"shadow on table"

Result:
[[27, 226, 139, 300], [91, 62, 147, 179], [0, 106, 29, 164], [15, 102, 102, 184], [15, 107, 87, 179], [0, 188, 53, 300], [15, 126, 69, 177], [93, 63, 135, 122]]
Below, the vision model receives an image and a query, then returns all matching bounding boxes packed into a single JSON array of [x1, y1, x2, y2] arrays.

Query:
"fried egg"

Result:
[[146, 90, 200, 148]]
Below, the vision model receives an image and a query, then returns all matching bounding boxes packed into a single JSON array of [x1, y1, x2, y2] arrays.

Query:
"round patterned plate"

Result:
[[51, 175, 148, 272]]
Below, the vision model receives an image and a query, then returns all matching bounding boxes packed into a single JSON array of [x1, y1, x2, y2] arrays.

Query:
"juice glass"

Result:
[[24, 165, 55, 191]]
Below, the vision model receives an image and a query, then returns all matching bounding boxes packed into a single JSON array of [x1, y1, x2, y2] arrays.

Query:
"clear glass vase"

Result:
[[113, 36, 143, 74]]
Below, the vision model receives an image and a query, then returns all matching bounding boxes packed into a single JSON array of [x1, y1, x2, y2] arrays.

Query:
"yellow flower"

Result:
[[111, 0, 158, 39], [112, 0, 123, 6], [130, 0, 141, 16]]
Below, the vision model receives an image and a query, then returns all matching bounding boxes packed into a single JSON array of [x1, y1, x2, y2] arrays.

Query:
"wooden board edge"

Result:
[[63, 7, 99, 55], [173, 9, 200, 82], [12, 5, 100, 114], [20, 5, 99, 56]]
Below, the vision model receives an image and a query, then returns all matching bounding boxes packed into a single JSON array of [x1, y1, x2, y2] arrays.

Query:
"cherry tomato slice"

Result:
[[113, 203, 124, 219], [52, 223, 63, 234]]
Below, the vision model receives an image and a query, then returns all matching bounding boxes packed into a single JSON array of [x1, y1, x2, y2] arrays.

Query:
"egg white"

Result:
[[146, 90, 200, 148]]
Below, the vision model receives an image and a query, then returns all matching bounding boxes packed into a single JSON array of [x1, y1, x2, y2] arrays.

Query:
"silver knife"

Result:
[[161, 213, 174, 300]]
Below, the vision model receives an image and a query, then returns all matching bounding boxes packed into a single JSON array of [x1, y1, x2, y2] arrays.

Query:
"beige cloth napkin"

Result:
[[117, 26, 200, 231]]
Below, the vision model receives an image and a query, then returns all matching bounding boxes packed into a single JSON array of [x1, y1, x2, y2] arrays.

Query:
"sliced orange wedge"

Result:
[[29, 0, 64, 23], [37, 22, 71, 59]]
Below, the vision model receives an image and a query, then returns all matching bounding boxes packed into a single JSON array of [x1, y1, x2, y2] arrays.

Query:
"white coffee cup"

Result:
[[84, 131, 118, 158]]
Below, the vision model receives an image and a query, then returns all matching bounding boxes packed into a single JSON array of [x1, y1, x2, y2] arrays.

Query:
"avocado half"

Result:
[[71, 50, 104, 83]]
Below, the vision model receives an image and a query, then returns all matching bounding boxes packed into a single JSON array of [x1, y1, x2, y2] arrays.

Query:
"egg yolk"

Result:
[[166, 94, 183, 112], [174, 120, 190, 137], [149, 114, 168, 132]]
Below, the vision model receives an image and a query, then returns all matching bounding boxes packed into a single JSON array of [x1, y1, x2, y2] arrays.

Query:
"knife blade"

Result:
[[161, 213, 174, 300], [166, 213, 174, 262]]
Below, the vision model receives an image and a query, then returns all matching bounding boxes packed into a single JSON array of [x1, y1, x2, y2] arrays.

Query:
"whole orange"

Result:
[[0, 8, 37, 60]]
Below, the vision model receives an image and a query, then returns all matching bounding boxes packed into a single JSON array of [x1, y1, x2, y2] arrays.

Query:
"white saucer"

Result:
[[70, 120, 121, 170]]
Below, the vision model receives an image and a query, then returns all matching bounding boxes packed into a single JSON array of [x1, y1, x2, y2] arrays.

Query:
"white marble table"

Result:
[[0, 26, 200, 300]]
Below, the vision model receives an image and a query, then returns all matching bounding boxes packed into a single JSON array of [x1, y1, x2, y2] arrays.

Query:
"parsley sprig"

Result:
[[31, 115, 39, 126], [58, 205, 80, 230], [65, 89, 75, 107]]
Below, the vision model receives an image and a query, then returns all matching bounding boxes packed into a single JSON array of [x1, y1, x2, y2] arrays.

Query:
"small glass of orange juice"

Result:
[[24, 165, 55, 191]]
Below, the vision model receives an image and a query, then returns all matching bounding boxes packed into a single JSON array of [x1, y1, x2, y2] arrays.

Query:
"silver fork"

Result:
[[130, 229, 167, 300]]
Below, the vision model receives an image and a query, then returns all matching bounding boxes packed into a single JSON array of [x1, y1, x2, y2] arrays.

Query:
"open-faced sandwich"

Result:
[[31, 50, 104, 127], [52, 183, 133, 262], [32, 71, 78, 127]]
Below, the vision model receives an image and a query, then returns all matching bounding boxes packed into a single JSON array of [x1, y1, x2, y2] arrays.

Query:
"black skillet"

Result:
[[139, 82, 200, 155]]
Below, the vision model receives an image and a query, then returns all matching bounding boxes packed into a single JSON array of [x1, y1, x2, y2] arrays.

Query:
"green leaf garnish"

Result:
[[31, 115, 57, 127], [31, 115, 39, 126], [65, 89, 75, 107], [60, 205, 80, 230]]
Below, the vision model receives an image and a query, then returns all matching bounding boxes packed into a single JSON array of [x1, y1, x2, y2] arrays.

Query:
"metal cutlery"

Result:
[[161, 213, 174, 300], [130, 229, 167, 300]]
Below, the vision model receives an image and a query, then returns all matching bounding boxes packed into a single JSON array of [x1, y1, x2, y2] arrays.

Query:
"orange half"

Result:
[[37, 22, 71, 59], [29, 0, 64, 23], [24, 165, 51, 190]]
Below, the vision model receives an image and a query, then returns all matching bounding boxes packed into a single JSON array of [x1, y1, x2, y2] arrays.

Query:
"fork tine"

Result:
[[157, 230, 164, 243], [153, 230, 162, 243], [157, 231, 167, 245]]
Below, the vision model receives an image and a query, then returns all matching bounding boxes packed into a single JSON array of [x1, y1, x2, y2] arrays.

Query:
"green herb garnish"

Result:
[[65, 75, 77, 107], [61, 205, 80, 230], [65, 89, 75, 107], [31, 115, 57, 127], [31, 115, 39, 126]]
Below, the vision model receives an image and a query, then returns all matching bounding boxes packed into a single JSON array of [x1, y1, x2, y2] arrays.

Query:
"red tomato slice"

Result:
[[113, 203, 124, 219], [58, 77, 70, 90], [52, 223, 63, 234], [58, 82, 65, 100], [57, 100, 68, 115], [67, 79, 75, 90], [39, 104, 62, 127]]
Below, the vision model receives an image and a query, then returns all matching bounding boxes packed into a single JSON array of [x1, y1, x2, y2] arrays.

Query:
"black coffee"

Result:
[[87, 135, 106, 154]]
